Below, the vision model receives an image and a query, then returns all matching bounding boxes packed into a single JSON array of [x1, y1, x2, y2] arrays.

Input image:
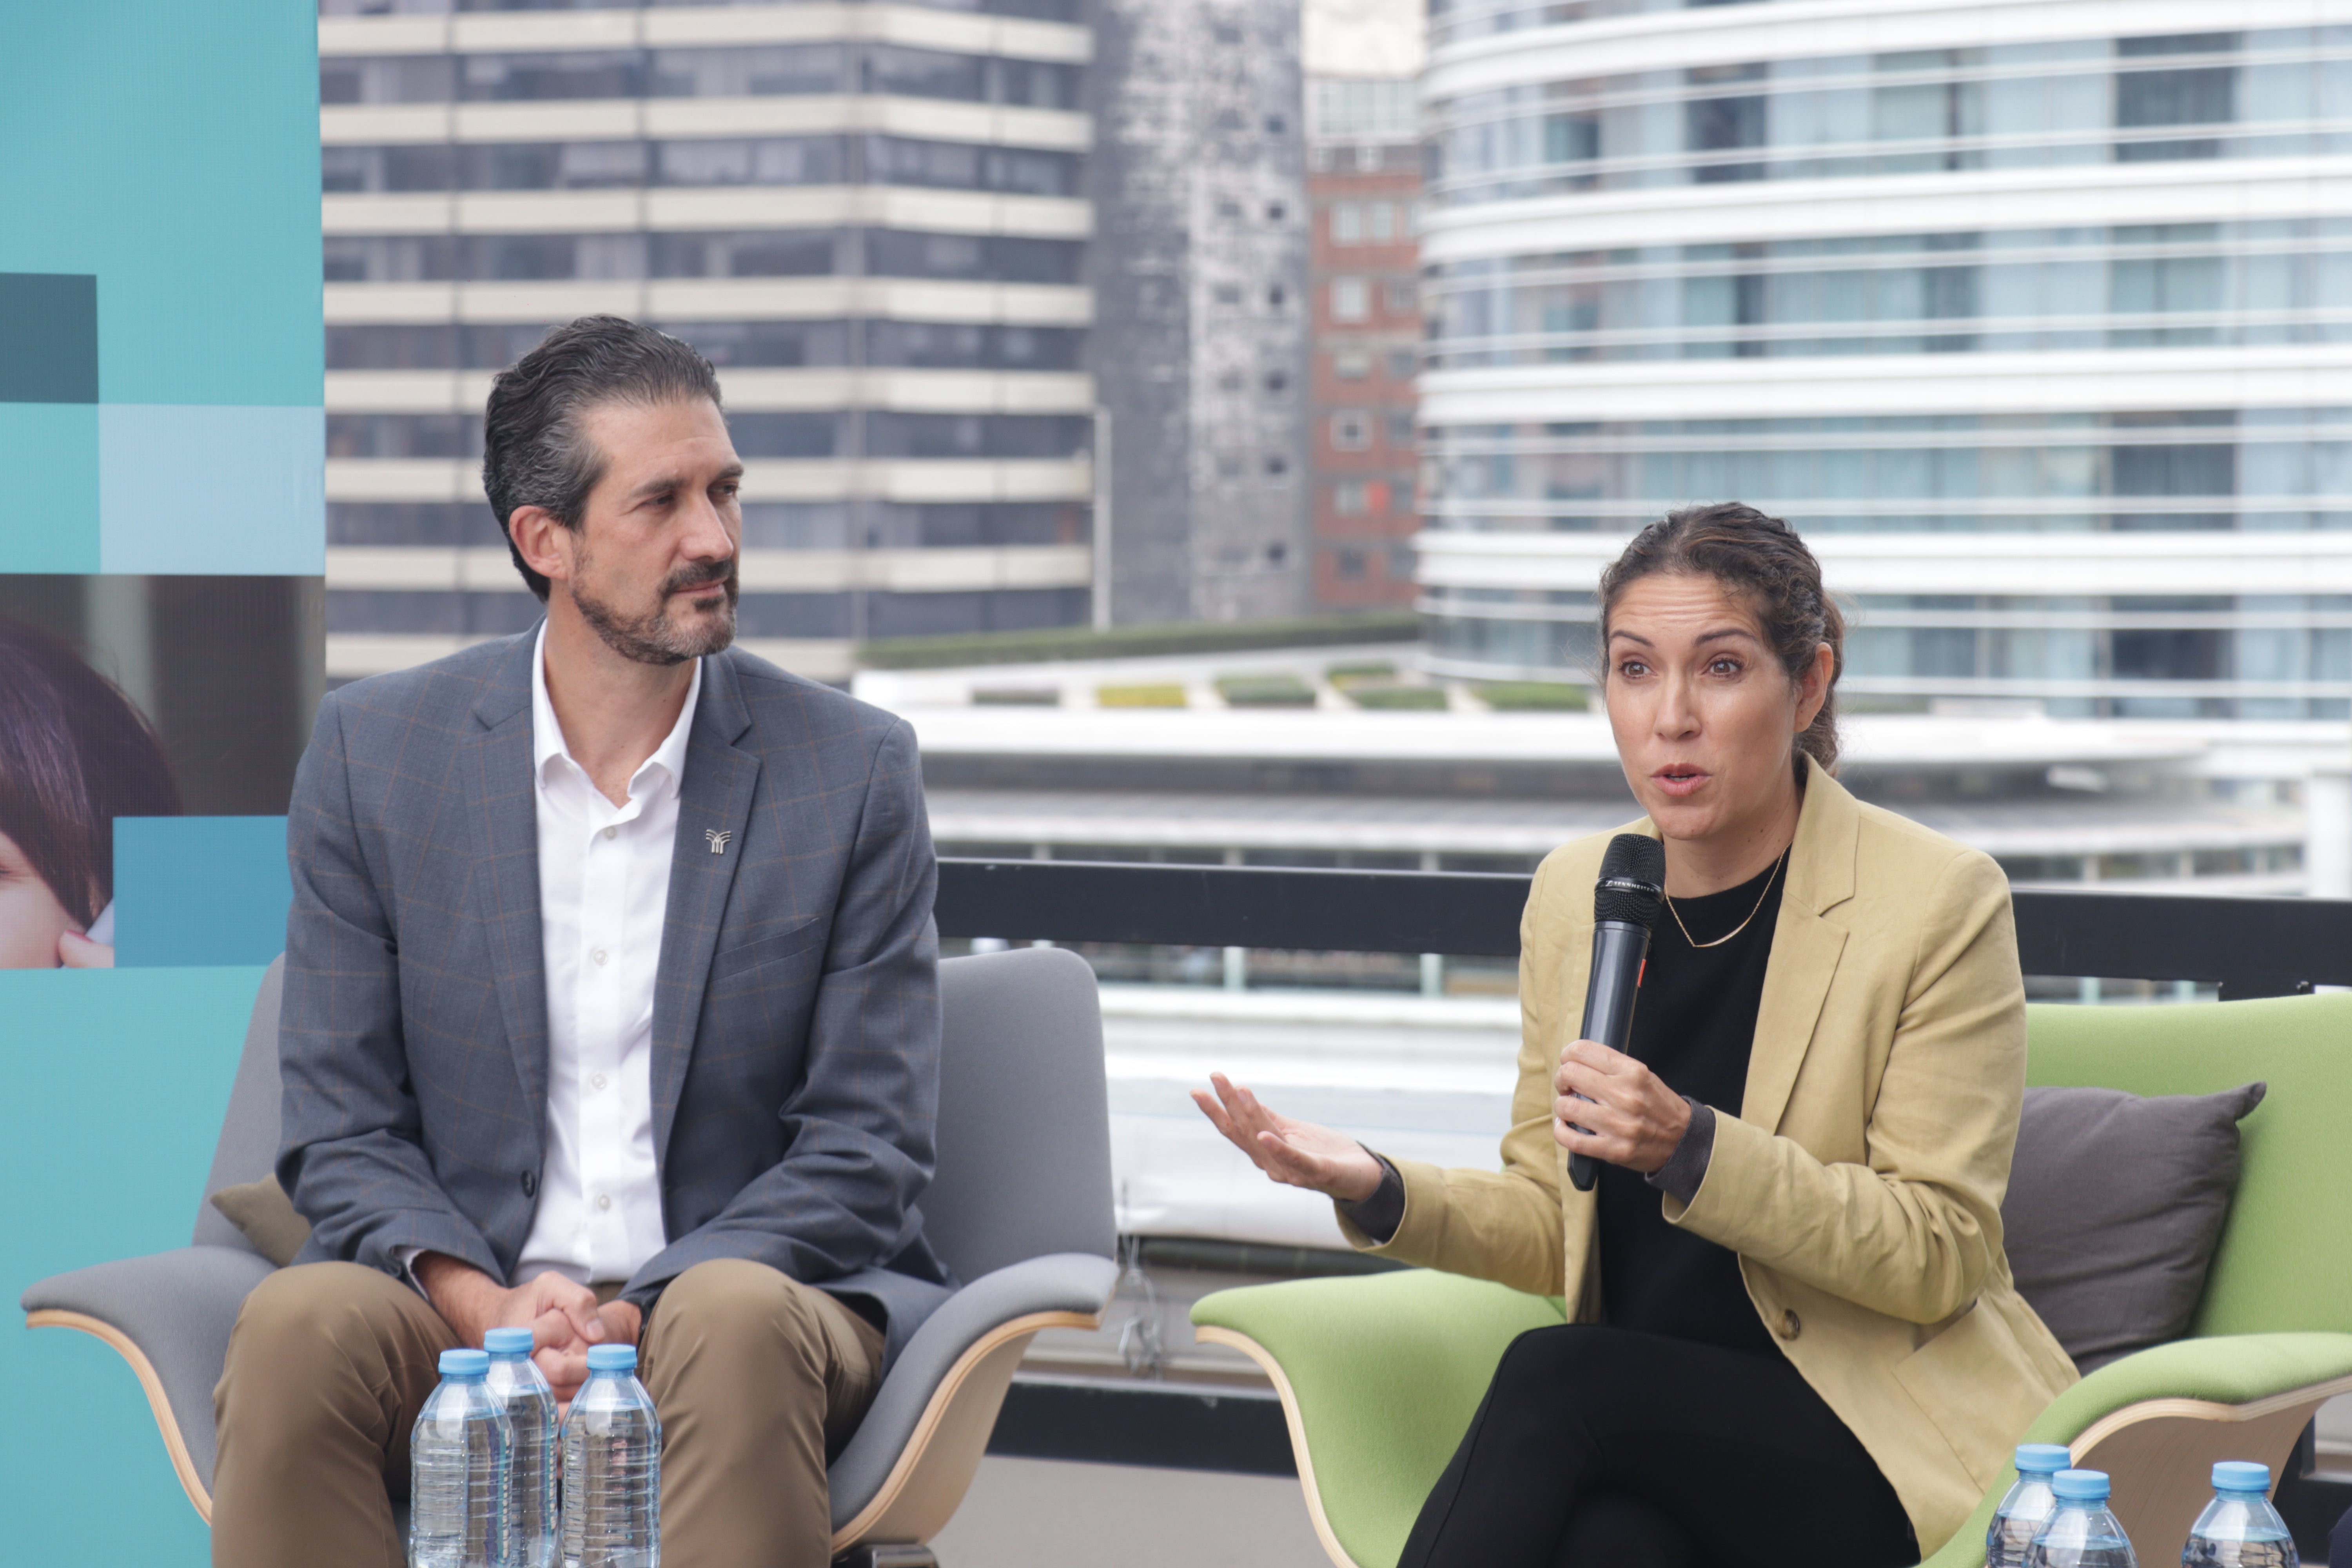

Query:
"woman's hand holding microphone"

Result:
[[1552, 1038, 1691, 1175]]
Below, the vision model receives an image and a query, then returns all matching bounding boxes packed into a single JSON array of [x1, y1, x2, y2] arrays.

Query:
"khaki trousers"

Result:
[[211, 1258, 884, 1568]]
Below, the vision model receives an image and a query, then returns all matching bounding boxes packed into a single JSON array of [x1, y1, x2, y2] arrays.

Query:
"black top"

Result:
[[1596, 852, 1786, 1357]]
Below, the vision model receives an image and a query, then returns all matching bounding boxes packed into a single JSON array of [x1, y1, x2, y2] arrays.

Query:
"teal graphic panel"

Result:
[[0, 964, 266, 1568], [0, 405, 101, 572], [102, 408, 327, 575], [114, 817, 292, 968], [0, 274, 98, 403], [0, 0, 321, 575]]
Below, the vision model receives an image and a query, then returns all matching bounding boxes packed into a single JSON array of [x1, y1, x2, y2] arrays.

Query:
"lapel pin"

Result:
[[705, 829, 732, 856]]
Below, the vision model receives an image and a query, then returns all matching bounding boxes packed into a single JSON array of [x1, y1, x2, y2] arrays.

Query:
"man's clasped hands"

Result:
[[415, 1252, 642, 1408]]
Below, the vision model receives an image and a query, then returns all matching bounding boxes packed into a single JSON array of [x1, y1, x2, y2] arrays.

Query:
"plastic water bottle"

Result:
[[485, 1328, 559, 1568], [2027, 1469, 2138, 1568], [2183, 1461, 2298, 1567], [410, 1347, 512, 1568], [1988, 1444, 2075, 1568], [561, 1343, 661, 1568]]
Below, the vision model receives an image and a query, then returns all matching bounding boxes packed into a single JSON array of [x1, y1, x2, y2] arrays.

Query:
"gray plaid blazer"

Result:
[[278, 630, 952, 1364]]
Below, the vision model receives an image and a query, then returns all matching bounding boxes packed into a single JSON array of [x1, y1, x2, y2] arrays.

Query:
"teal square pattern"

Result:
[[0, 0, 322, 577], [114, 816, 292, 968]]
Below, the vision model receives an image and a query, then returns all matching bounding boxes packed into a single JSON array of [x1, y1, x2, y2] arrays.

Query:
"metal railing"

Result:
[[937, 858, 2352, 1000]]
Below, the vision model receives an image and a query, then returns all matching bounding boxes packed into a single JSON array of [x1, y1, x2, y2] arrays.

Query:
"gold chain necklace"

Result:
[[1666, 848, 1788, 950]]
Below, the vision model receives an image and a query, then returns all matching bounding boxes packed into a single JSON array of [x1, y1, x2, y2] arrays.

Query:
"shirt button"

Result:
[[596, 1194, 613, 1211], [602, 826, 616, 840], [592, 948, 608, 966], [1780, 1310, 1802, 1341], [590, 1073, 608, 1091]]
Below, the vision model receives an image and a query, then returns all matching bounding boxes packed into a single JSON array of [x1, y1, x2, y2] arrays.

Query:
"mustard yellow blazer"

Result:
[[1342, 758, 2078, 1555]]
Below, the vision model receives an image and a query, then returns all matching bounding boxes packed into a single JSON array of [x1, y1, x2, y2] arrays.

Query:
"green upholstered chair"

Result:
[[1192, 993, 2352, 1568]]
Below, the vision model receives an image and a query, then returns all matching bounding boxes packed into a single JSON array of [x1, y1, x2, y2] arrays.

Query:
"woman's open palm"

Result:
[[1192, 1073, 1384, 1202]]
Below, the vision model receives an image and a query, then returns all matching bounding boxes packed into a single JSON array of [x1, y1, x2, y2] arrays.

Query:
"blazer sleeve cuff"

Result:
[[1336, 1155, 1451, 1258], [1332, 1150, 1406, 1244], [1660, 1107, 1772, 1240]]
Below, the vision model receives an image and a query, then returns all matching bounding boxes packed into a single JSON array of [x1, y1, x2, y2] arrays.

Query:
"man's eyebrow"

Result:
[[625, 473, 690, 503]]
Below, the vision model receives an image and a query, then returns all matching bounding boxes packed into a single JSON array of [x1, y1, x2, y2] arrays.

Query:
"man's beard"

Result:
[[571, 554, 740, 666]]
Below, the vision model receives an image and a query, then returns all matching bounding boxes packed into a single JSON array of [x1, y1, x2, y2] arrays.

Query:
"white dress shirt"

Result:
[[512, 625, 701, 1286]]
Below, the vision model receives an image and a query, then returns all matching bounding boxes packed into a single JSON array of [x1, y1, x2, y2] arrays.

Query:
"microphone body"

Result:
[[1566, 921, 1652, 1192], [1566, 834, 1668, 1192]]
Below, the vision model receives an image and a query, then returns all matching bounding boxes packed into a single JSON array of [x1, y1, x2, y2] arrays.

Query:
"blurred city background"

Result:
[[309, 0, 2352, 1556]]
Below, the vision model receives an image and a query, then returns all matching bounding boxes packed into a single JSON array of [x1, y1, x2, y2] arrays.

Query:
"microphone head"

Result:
[[1594, 833, 1667, 929]]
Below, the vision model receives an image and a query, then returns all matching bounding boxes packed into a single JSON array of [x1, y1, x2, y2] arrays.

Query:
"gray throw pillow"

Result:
[[2001, 1082, 2266, 1373], [210, 1175, 312, 1268]]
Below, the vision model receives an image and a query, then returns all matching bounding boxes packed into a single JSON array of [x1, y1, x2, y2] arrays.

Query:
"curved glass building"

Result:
[[1416, 2, 2352, 720]]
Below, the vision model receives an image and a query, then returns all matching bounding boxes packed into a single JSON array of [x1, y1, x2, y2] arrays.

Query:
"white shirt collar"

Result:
[[530, 622, 703, 806]]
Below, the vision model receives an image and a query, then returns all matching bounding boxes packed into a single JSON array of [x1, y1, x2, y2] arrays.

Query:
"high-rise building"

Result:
[[1087, 0, 1310, 625], [317, 0, 1096, 686], [1416, 6, 2352, 721], [1304, 0, 1424, 612]]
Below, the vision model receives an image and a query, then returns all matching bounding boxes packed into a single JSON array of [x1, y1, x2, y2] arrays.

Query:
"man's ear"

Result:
[[508, 505, 576, 588]]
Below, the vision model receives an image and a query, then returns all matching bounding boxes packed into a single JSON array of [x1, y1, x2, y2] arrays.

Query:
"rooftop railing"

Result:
[[937, 858, 2352, 1000]]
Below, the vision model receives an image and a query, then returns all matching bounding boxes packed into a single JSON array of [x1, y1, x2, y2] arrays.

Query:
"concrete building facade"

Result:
[[316, 0, 1096, 685], [1416, 2, 2352, 722], [1088, 0, 1311, 625]]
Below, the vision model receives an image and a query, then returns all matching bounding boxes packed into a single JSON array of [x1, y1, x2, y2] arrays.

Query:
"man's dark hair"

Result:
[[481, 315, 724, 601], [0, 618, 181, 927]]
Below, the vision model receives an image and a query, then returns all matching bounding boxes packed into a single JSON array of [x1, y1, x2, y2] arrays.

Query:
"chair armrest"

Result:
[[1916, 1333, 2352, 1568], [1191, 1270, 1567, 1568], [828, 1251, 1118, 1540], [21, 1245, 279, 1517]]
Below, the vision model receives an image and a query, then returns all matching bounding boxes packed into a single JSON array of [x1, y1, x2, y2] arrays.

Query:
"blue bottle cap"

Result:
[[2015, 1444, 2071, 1474], [483, 1327, 534, 1355], [2212, 1461, 2270, 1493], [439, 1348, 491, 1377], [2051, 1469, 2110, 1502], [585, 1343, 638, 1373]]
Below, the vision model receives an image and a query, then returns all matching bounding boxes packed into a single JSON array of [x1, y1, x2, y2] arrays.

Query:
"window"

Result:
[[1217, 198, 1243, 219], [1389, 475, 1418, 514], [1385, 279, 1418, 316], [1265, 454, 1291, 479], [1335, 481, 1370, 515], [1335, 546, 1368, 577], [1331, 278, 1370, 321], [1387, 348, 1416, 379], [1334, 349, 1371, 379], [1268, 284, 1287, 309], [1267, 201, 1286, 222], [1265, 114, 1287, 135], [1387, 412, 1417, 449], [1368, 203, 1397, 242], [1214, 283, 1243, 305], [1332, 204, 1364, 244], [1331, 411, 1372, 450], [1264, 369, 1290, 395]]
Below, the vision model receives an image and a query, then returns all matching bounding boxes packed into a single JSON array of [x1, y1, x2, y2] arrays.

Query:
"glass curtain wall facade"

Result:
[[1417, 4, 2352, 718], [318, 0, 1094, 685]]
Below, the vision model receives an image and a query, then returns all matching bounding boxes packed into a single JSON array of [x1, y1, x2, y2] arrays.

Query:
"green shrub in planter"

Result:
[[1215, 673, 1318, 707], [1324, 661, 1397, 689], [1347, 683, 1449, 711], [1096, 683, 1189, 708], [1478, 682, 1588, 712]]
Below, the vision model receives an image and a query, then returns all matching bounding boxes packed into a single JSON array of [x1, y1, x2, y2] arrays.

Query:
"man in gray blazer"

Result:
[[210, 316, 951, 1568]]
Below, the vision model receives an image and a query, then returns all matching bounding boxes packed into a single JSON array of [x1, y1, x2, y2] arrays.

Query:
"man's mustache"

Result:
[[662, 559, 739, 597]]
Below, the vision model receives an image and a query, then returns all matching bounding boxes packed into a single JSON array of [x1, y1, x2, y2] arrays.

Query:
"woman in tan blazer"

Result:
[[1198, 504, 2076, 1568]]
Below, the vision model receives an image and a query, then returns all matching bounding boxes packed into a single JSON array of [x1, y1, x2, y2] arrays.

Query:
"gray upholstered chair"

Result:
[[21, 945, 1119, 1560]]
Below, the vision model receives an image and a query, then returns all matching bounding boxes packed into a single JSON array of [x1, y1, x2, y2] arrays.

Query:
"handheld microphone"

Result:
[[1567, 833, 1668, 1193]]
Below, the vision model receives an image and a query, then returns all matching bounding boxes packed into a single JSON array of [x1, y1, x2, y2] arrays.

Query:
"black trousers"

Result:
[[1397, 1325, 1920, 1568]]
